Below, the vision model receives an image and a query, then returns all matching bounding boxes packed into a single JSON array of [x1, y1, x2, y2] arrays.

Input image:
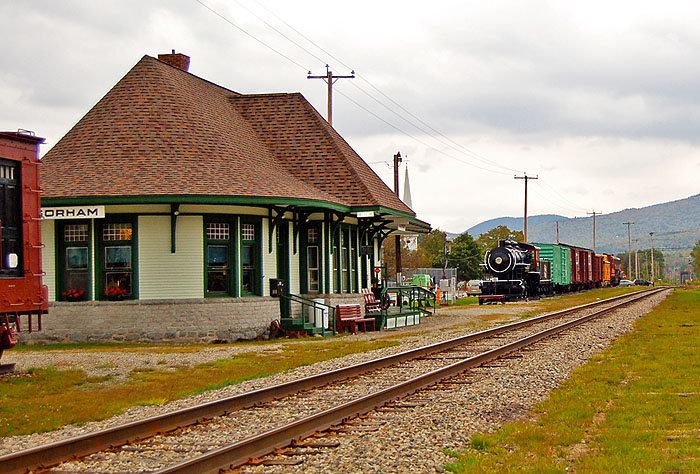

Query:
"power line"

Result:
[[332, 87, 513, 175], [196, 0, 587, 206], [194, 0, 309, 72], [202, 0, 521, 175]]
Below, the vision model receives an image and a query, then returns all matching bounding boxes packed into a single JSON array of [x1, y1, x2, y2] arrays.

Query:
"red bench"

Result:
[[336, 304, 376, 334], [361, 288, 382, 313]]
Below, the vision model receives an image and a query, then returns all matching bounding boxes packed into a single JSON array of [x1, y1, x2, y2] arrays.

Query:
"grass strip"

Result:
[[0, 338, 396, 437], [446, 288, 700, 473]]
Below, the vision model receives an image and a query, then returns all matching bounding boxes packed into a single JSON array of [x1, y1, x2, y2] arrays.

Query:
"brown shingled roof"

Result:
[[42, 55, 414, 217]]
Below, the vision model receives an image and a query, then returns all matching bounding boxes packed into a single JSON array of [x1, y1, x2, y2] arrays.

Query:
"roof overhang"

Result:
[[41, 195, 431, 234]]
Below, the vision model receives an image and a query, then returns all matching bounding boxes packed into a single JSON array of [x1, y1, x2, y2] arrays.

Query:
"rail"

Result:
[[0, 288, 664, 474], [153, 288, 666, 474]]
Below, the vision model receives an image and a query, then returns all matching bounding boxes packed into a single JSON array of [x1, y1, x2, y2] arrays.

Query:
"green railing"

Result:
[[280, 293, 336, 335], [380, 285, 436, 316]]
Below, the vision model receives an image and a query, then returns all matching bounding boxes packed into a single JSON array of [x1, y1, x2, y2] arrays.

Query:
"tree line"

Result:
[[381, 225, 523, 281]]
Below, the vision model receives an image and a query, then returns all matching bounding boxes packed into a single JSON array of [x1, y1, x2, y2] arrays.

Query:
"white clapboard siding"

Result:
[[41, 220, 56, 301], [138, 216, 204, 299]]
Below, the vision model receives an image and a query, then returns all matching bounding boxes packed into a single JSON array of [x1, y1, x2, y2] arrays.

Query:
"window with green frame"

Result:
[[97, 217, 137, 300], [333, 225, 358, 294], [56, 220, 91, 301], [301, 223, 321, 294], [240, 219, 261, 296], [204, 218, 236, 297]]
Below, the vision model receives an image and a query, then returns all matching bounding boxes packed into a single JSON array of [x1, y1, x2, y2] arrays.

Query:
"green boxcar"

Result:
[[533, 243, 571, 289]]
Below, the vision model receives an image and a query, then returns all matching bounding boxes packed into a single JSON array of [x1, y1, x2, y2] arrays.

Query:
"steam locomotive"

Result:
[[0, 131, 47, 363], [481, 239, 622, 300]]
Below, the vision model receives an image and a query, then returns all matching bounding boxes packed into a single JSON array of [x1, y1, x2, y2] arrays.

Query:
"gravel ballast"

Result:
[[0, 290, 669, 473]]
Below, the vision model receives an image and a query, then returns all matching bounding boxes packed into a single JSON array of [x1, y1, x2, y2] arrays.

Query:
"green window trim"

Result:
[[204, 216, 238, 298], [300, 222, 322, 295], [55, 219, 93, 301], [95, 215, 138, 301], [240, 217, 262, 296], [332, 224, 359, 294]]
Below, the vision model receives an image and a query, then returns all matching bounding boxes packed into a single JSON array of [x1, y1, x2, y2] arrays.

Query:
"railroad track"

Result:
[[1, 288, 666, 474]]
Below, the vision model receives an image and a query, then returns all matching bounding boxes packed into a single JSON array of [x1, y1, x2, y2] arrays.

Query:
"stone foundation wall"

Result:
[[18, 297, 282, 345]]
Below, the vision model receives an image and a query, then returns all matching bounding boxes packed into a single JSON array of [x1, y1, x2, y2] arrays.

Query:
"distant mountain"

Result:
[[466, 214, 564, 238], [464, 194, 700, 256]]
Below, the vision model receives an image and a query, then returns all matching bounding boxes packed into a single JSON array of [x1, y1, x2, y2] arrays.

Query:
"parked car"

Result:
[[467, 280, 483, 295], [619, 279, 634, 287], [634, 279, 653, 286]]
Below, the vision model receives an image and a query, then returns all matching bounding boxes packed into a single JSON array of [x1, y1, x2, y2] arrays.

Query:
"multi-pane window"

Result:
[[206, 223, 230, 240], [206, 222, 231, 295], [103, 223, 133, 241], [241, 223, 255, 240], [58, 221, 90, 301], [350, 229, 357, 292], [101, 221, 134, 298], [0, 164, 15, 180], [341, 229, 349, 291], [307, 227, 320, 293], [240, 222, 259, 295], [64, 224, 89, 242], [333, 225, 358, 294]]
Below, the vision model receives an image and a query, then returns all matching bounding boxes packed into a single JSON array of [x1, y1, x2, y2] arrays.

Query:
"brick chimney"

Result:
[[158, 50, 190, 72]]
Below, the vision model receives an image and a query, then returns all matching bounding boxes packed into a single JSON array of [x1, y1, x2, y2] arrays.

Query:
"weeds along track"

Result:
[[1, 288, 666, 474]]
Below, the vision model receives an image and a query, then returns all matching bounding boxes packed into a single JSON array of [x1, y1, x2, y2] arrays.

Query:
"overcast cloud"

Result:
[[2, 0, 700, 233]]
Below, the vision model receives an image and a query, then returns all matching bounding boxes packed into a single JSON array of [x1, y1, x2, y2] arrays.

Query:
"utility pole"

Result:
[[650, 232, 655, 283], [514, 174, 538, 242], [307, 64, 354, 127], [623, 222, 634, 278], [556, 221, 560, 244], [587, 211, 602, 253], [634, 239, 639, 280], [393, 152, 402, 281]]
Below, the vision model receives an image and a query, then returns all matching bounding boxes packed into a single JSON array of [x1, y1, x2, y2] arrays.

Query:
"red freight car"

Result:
[[561, 244, 596, 290], [0, 130, 47, 361]]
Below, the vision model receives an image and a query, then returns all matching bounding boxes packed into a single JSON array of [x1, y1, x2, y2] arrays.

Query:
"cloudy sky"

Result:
[[3, 0, 700, 233]]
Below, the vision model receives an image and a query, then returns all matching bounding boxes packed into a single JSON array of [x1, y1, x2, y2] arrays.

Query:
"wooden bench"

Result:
[[336, 304, 376, 334], [361, 288, 382, 313]]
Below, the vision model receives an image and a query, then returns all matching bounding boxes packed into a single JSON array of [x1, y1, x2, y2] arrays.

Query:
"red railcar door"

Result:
[[0, 158, 21, 277]]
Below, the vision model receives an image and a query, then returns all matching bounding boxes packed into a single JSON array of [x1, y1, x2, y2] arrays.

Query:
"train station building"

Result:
[[33, 52, 430, 343]]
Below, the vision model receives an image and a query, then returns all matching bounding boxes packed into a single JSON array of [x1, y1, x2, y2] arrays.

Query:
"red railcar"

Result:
[[610, 255, 622, 286], [562, 244, 596, 290], [0, 131, 47, 358]]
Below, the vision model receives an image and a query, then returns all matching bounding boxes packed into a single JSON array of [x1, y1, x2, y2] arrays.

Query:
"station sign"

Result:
[[41, 206, 105, 220], [356, 211, 375, 218]]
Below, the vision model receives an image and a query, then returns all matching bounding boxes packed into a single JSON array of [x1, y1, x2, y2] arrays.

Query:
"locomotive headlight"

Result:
[[7, 253, 18, 269], [495, 257, 503, 264]]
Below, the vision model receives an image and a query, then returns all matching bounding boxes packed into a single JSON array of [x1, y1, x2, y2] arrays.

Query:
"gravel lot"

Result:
[[0, 291, 669, 473]]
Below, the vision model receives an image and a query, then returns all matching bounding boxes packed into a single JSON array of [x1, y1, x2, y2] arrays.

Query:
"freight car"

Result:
[[481, 240, 621, 301], [0, 131, 47, 363]]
